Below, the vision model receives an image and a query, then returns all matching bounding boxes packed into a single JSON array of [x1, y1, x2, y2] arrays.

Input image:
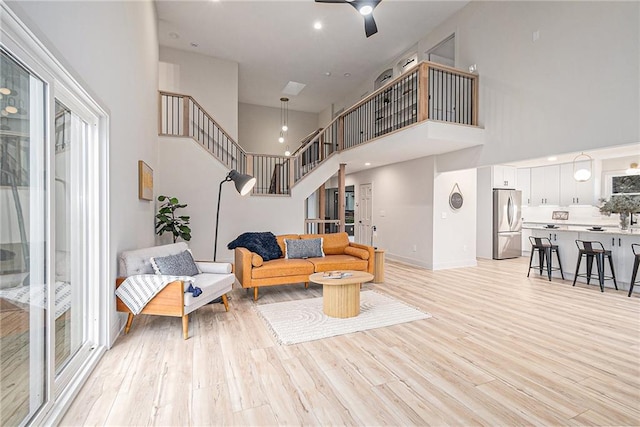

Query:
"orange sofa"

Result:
[[234, 232, 374, 300]]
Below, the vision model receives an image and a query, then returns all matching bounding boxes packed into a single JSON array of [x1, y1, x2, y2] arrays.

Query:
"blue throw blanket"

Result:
[[227, 231, 282, 261]]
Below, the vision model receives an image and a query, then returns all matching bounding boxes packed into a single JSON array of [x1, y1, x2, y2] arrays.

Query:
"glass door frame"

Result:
[[1, 3, 110, 425]]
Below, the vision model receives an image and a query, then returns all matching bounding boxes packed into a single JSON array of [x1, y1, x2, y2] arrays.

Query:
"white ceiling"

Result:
[[156, 0, 468, 113]]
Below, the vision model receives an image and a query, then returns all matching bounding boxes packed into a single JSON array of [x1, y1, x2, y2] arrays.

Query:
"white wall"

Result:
[[432, 168, 477, 269], [432, 1, 639, 170], [238, 103, 319, 155], [8, 0, 160, 343], [159, 46, 239, 140], [344, 157, 436, 268], [157, 137, 309, 263]]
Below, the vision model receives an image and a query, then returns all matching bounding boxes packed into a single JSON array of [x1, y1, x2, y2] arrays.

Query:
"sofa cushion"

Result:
[[307, 254, 368, 273], [302, 233, 349, 255], [150, 250, 200, 276], [119, 242, 189, 276], [285, 238, 324, 259], [251, 253, 264, 267], [344, 246, 370, 260], [276, 234, 300, 257], [251, 258, 314, 279], [184, 273, 234, 314], [227, 232, 282, 261]]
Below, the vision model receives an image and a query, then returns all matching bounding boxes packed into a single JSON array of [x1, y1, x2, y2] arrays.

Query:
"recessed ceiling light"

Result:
[[324, 71, 331, 77], [344, 72, 351, 77], [313, 21, 322, 30], [168, 32, 179, 39], [365, 162, 371, 166], [359, 5, 373, 15], [547, 156, 557, 161], [190, 42, 199, 48]]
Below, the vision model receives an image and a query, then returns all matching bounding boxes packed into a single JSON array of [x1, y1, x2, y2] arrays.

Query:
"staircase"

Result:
[[158, 60, 479, 198]]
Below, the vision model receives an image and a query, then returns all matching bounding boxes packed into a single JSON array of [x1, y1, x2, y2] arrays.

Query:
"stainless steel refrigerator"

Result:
[[493, 189, 522, 259]]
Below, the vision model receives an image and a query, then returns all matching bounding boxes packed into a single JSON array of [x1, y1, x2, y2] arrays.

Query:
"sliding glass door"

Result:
[[0, 20, 106, 423]]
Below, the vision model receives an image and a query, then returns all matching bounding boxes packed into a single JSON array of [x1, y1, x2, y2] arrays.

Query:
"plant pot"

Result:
[[619, 212, 630, 230]]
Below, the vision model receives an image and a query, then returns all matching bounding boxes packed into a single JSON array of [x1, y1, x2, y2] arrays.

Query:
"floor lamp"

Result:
[[214, 169, 257, 261]]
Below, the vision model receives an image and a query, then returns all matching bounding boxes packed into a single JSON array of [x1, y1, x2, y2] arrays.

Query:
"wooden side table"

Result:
[[309, 271, 374, 318], [374, 249, 385, 283]]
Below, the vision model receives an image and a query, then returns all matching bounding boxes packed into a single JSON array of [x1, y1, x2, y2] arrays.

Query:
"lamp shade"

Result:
[[228, 170, 256, 196], [573, 152, 592, 182]]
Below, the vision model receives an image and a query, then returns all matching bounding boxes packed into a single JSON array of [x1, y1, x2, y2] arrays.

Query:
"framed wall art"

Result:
[[138, 160, 153, 201]]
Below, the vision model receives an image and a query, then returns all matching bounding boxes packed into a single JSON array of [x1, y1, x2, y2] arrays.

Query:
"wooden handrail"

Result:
[[159, 90, 247, 156], [159, 59, 479, 194]]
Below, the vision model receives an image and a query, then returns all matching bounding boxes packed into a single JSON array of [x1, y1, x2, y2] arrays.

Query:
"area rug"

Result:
[[255, 291, 431, 345]]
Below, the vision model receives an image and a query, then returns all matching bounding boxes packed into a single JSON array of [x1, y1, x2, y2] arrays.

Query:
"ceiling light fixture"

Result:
[[573, 152, 593, 182], [190, 42, 199, 47], [365, 162, 371, 166], [344, 72, 351, 77], [313, 21, 322, 30], [280, 97, 289, 132], [359, 5, 373, 15], [626, 162, 640, 175], [547, 156, 557, 161], [278, 132, 284, 144], [284, 146, 291, 157]]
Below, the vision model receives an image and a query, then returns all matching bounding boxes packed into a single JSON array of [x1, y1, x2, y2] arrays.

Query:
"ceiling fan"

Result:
[[315, 0, 382, 38]]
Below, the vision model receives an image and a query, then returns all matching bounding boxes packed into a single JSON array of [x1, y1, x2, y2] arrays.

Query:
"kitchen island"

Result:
[[523, 224, 640, 291]]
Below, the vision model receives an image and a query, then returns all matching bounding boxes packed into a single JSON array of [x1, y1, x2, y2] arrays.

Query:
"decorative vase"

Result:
[[619, 212, 630, 230]]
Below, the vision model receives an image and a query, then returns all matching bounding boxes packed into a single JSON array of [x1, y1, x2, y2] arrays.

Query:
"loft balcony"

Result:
[[158, 60, 484, 195]]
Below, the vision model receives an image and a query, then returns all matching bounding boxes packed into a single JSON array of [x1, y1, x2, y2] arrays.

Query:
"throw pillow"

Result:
[[285, 238, 324, 259], [227, 232, 282, 261], [150, 250, 199, 276]]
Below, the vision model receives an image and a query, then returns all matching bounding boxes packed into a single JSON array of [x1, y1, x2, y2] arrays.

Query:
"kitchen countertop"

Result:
[[523, 224, 640, 235]]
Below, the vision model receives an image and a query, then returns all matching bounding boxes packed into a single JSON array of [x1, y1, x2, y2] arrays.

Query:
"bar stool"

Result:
[[629, 243, 640, 297], [572, 240, 618, 292], [527, 236, 564, 281]]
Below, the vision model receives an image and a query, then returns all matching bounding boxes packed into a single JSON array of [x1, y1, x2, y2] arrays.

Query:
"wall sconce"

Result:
[[573, 152, 593, 182], [468, 64, 477, 74], [626, 162, 640, 175]]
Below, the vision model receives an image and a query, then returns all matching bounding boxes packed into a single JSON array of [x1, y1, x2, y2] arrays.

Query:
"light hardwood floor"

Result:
[[61, 257, 640, 426]]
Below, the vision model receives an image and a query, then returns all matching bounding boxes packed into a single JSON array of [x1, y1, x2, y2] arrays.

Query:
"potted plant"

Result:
[[155, 195, 192, 243], [599, 190, 640, 230]]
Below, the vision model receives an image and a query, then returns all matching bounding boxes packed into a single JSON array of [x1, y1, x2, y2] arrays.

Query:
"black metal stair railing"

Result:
[[158, 60, 478, 195]]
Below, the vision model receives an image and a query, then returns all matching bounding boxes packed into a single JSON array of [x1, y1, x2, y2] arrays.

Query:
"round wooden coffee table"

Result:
[[309, 271, 374, 318]]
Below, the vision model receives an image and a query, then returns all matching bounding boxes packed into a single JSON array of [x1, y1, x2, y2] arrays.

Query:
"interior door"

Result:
[[358, 183, 372, 245]]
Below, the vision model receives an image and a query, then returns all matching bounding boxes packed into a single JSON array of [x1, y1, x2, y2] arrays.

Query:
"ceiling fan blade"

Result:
[[364, 14, 378, 37]]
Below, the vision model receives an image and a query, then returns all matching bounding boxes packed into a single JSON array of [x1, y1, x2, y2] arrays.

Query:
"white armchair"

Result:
[[116, 242, 234, 339]]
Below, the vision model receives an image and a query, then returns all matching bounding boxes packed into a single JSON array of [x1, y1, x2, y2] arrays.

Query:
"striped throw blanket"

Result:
[[115, 274, 194, 315]]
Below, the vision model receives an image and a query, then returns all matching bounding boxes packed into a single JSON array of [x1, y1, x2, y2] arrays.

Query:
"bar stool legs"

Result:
[[573, 240, 617, 292], [527, 236, 564, 281], [629, 244, 640, 297]]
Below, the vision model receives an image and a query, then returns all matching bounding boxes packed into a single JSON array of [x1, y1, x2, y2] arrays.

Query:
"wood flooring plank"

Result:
[[56, 257, 640, 426]]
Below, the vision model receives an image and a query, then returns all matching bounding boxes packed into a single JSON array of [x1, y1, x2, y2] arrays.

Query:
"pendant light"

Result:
[[573, 152, 592, 182], [280, 97, 289, 132], [284, 145, 291, 157], [626, 162, 640, 175]]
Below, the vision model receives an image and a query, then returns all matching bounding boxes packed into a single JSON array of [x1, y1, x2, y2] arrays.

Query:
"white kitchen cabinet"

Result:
[[492, 165, 517, 189], [530, 165, 560, 206], [516, 168, 531, 206], [560, 162, 595, 206], [596, 234, 638, 290]]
